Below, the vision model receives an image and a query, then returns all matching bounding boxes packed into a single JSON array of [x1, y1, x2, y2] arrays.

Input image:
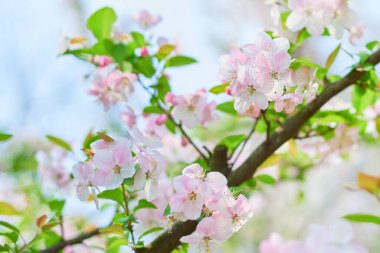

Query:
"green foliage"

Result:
[[134, 57, 156, 77], [325, 43, 341, 70], [48, 199, 65, 216], [98, 189, 125, 206], [156, 44, 176, 60], [343, 213, 380, 226], [87, 7, 117, 40], [366, 40, 379, 51], [352, 85, 378, 114], [255, 174, 276, 185], [218, 134, 246, 154], [46, 135, 72, 152], [166, 55, 197, 67], [0, 133, 12, 142], [133, 199, 157, 212], [216, 101, 237, 115], [209, 82, 229, 94], [138, 227, 163, 241]]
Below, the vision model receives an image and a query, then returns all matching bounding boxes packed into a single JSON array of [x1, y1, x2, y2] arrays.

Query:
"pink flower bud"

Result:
[[140, 47, 149, 57], [165, 92, 178, 106], [155, 114, 167, 125]]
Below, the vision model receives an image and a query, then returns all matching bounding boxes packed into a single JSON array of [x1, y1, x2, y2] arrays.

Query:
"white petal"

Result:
[[286, 12, 307, 31]]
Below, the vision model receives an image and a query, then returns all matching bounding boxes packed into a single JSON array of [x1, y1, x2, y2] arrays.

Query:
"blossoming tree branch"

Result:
[[2, 1, 380, 253]]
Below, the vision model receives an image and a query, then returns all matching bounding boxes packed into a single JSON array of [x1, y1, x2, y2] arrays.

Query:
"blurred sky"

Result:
[[1, 0, 380, 142]]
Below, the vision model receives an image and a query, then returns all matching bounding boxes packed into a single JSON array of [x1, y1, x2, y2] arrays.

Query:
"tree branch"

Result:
[[40, 229, 100, 253], [135, 49, 380, 253]]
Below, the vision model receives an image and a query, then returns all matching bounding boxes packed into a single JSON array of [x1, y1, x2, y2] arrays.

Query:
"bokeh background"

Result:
[[0, 0, 380, 252]]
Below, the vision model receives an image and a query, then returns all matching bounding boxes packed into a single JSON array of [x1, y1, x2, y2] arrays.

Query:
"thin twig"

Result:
[[262, 110, 271, 141], [121, 184, 135, 244], [231, 117, 260, 167]]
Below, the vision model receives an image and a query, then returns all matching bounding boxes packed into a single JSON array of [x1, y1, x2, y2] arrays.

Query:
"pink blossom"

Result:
[[324, 0, 357, 39], [260, 233, 303, 253], [155, 114, 167, 125], [88, 70, 137, 110], [120, 106, 137, 128], [180, 216, 230, 253], [224, 194, 253, 232], [140, 47, 149, 57], [274, 93, 303, 114], [244, 103, 261, 118], [242, 32, 290, 57], [294, 67, 319, 102], [134, 149, 166, 201], [72, 162, 98, 207], [133, 10, 161, 29], [170, 174, 207, 220], [92, 56, 111, 68], [165, 92, 179, 106], [286, 0, 329, 36], [93, 139, 135, 189], [219, 48, 249, 85], [256, 51, 291, 88], [349, 24, 364, 45], [170, 89, 216, 129]]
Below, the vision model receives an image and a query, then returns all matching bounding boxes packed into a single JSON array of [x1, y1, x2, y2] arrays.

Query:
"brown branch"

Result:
[[40, 229, 100, 253], [135, 49, 380, 253]]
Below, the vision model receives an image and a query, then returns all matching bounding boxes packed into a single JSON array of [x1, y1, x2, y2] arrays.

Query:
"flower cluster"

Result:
[[133, 10, 162, 30], [260, 221, 369, 253], [165, 89, 217, 128], [219, 32, 313, 115], [268, 0, 364, 44], [72, 129, 166, 206], [166, 164, 253, 252]]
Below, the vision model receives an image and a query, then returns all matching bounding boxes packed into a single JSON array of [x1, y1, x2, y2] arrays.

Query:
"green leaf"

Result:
[[216, 101, 237, 115], [325, 43, 341, 70], [131, 32, 146, 47], [143, 105, 165, 114], [155, 76, 171, 102], [133, 199, 157, 213], [0, 133, 12, 142], [97, 189, 124, 206], [163, 204, 171, 216], [209, 82, 229, 94], [218, 134, 246, 154], [87, 7, 117, 40], [0, 231, 18, 243], [46, 135, 72, 152], [48, 199, 65, 216], [100, 224, 124, 236], [0, 221, 20, 234], [165, 119, 176, 134], [156, 44, 175, 61], [0, 201, 18, 215], [343, 213, 380, 226], [259, 154, 284, 169], [83, 130, 101, 150], [366, 41, 379, 51], [351, 85, 378, 113], [166, 55, 197, 67], [134, 57, 156, 77], [138, 227, 163, 241], [255, 174, 276, 185]]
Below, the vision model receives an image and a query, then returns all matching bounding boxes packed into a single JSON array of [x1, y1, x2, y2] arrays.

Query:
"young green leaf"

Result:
[[0, 133, 12, 142], [209, 82, 229, 94], [255, 174, 276, 185], [156, 44, 175, 60], [343, 214, 380, 226], [218, 134, 246, 154], [87, 7, 117, 40], [325, 43, 341, 70], [133, 199, 157, 213], [48, 199, 65, 216], [46, 135, 72, 152], [97, 189, 124, 206], [99, 224, 124, 236], [216, 101, 237, 115], [166, 55, 197, 67], [0, 201, 18, 215]]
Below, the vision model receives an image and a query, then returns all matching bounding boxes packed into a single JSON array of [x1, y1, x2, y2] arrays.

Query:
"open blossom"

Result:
[[170, 174, 207, 220], [181, 216, 230, 253], [120, 106, 137, 128], [166, 90, 216, 129], [286, 0, 329, 36], [219, 48, 248, 86], [324, 0, 357, 39], [260, 233, 303, 253], [224, 194, 253, 232], [294, 67, 319, 102], [88, 70, 137, 110], [93, 139, 135, 189], [274, 93, 303, 114], [72, 162, 99, 207], [242, 32, 290, 57], [133, 10, 161, 29]]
